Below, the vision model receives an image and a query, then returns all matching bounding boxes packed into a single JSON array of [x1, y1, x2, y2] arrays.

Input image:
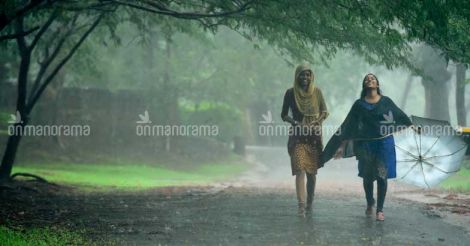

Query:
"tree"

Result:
[[414, 45, 452, 121], [0, 9, 105, 181], [0, 0, 260, 181], [374, 0, 470, 122], [456, 63, 467, 125], [2, 0, 431, 181]]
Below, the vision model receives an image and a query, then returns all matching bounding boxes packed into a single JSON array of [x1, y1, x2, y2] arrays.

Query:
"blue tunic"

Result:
[[322, 96, 412, 180], [356, 99, 397, 179], [356, 136, 397, 179]]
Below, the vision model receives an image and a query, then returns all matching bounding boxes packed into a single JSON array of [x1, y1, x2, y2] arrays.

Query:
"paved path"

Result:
[[61, 145, 470, 245]]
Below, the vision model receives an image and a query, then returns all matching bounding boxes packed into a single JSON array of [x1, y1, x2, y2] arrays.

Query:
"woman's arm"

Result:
[[387, 97, 412, 126], [339, 101, 359, 139], [334, 140, 348, 159], [281, 89, 298, 125], [333, 102, 359, 158]]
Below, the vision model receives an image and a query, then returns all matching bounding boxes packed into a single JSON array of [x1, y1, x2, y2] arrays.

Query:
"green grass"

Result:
[[0, 226, 93, 246], [0, 111, 10, 124], [440, 168, 470, 192], [12, 161, 249, 189]]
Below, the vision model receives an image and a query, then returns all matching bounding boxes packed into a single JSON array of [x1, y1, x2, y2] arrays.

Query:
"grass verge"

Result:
[[0, 226, 95, 246], [12, 161, 249, 190], [440, 168, 470, 193]]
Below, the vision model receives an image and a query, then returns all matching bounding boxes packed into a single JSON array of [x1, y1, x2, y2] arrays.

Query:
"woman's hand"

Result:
[[333, 147, 344, 159], [334, 141, 348, 159]]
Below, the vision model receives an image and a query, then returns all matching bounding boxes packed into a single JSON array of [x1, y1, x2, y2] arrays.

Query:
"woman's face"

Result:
[[363, 74, 378, 89], [298, 70, 313, 87]]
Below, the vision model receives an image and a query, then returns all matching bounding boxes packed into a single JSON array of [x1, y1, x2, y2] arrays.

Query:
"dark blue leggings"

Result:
[[363, 177, 387, 212]]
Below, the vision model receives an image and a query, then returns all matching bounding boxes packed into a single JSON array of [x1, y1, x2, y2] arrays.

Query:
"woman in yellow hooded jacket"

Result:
[[281, 64, 328, 217]]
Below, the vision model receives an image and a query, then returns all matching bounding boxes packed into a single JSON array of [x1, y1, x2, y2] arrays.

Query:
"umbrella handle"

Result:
[[411, 125, 422, 135]]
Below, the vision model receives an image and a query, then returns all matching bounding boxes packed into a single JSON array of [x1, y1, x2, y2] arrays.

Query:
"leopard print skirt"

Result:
[[288, 135, 322, 176]]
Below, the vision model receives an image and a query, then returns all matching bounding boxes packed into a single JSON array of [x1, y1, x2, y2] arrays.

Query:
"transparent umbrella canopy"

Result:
[[393, 116, 467, 188]]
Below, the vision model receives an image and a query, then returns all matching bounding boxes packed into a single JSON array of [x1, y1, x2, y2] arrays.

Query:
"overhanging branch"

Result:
[[29, 14, 79, 103], [0, 26, 39, 41], [26, 14, 104, 113], [108, 0, 255, 19], [0, 0, 60, 32], [29, 10, 59, 51]]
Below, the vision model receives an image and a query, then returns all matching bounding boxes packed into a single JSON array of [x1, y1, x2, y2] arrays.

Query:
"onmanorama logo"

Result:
[[135, 110, 219, 137], [7, 111, 91, 137]]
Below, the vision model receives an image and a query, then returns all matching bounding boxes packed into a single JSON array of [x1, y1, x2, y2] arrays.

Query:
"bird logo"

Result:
[[8, 111, 23, 124], [136, 110, 152, 124], [260, 110, 274, 124], [380, 110, 395, 124]]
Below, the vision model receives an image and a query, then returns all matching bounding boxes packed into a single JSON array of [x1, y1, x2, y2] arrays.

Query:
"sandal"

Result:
[[376, 211, 385, 221], [298, 203, 306, 217], [365, 199, 375, 217]]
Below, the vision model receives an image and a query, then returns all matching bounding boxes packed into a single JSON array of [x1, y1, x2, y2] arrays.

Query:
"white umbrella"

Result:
[[393, 116, 467, 188]]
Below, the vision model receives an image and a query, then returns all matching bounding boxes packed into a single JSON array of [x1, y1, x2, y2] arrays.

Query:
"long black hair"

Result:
[[360, 73, 382, 98]]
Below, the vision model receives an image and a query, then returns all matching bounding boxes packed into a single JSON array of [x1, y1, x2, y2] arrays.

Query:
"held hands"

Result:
[[334, 141, 348, 159], [334, 147, 344, 159]]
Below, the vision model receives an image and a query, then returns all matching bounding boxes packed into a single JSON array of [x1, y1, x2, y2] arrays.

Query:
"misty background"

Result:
[[0, 22, 468, 167]]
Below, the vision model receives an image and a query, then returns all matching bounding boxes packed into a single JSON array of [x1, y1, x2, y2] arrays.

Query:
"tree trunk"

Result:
[[456, 63, 467, 126], [0, 20, 31, 181], [52, 70, 66, 150], [400, 75, 413, 109], [0, 132, 23, 181], [422, 79, 451, 122], [1, 14, 102, 180], [162, 36, 180, 153], [416, 45, 452, 122], [0, 61, 7, 84]]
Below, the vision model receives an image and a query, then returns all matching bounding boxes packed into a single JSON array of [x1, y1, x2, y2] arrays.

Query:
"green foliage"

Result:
[[181, 100, 243, 142], [225, 1, 413, 68], [378, 0, 470, 64]]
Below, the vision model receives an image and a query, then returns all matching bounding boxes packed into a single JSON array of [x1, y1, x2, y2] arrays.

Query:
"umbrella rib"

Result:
[[423, 145, 467, 160], [422, 160, 461, 174], [419, 131, 422, 157], [422, 136, 440, 157], [397, 159, 418, 163], [399, 161, 420, 180], [413, 131, 421, 156], [395, 145, 419, 159], [420, 162, 431, 188]]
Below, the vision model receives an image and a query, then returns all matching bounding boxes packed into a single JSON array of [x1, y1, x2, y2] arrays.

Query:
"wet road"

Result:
[[97, 145, 470, 245]]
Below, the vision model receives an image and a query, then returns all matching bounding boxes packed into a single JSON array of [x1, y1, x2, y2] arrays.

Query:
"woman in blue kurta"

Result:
[[321, 73, 413, 221]]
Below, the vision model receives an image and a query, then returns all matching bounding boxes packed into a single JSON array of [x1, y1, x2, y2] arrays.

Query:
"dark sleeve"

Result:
[[387, 97, 412, 126], [281, 89, 297, 126], [281, 90, 290, 121], [339, 101, 359, 140], [321, 101, 359, 165]]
